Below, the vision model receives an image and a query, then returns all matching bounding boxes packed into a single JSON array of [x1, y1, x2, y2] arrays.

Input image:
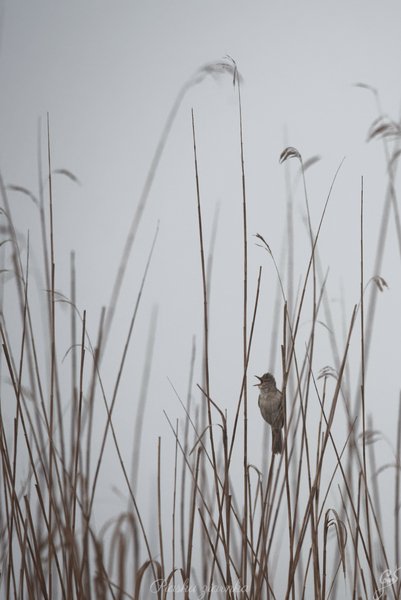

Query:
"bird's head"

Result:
[[254, 372, 276, 387]]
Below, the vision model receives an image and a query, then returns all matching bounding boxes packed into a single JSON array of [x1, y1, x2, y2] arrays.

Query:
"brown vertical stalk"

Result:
[[6, 235, 29, 599], [81, 307, 106, 594], [352, 471, 363, 600], [67, 251, 78, 597], [24, 496, 50, 600], [68, 310, 86, 599], [185, 448, 201, 600], [359, 176, 374, 593], [46, 112, 55, 599], [37, 118, 51, 303], [201, 203, 219, 587], [157, 437, 165, 580], [130, 306, 158, 495], [281, 304, 294, 592], [395, 395, 401, 598], [172, 419, 179, 600], [366, 413, 382, 539], [191, 109, 223, 546], [70, 251, 78, 473], [180, 337, 196, 570], [303, 175, 321, 600], [72, 310, 86, 532], [235, 62, 249, 597]]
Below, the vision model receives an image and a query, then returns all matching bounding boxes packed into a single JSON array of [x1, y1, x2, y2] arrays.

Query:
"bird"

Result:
[[255, 372, 284, 454]]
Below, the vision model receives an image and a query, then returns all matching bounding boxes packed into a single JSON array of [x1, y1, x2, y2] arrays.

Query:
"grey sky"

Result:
[[1, 2, 401, 592]]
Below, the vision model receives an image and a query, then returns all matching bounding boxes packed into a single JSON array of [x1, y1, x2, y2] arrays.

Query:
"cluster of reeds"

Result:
[[0, 62, 400, 599]]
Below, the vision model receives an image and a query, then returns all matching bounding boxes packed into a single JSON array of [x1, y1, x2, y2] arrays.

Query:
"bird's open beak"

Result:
[[254, 375, 262, 386]]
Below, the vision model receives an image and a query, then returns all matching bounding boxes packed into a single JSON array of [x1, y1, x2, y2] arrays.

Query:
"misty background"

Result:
[[1, 0, 401, 593]]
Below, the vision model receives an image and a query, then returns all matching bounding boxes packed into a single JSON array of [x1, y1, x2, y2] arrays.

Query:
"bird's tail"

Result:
[[272, 429, 283, 454]]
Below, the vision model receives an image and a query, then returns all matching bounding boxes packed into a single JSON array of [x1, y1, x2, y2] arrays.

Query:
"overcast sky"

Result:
[[1, 1, 401, 587]]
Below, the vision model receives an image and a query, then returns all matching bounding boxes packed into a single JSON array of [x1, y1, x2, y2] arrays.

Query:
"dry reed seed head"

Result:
[[0, 239, 13, 249], [197, 57, 243, 86], [359, 429, 383, 446], [254, 232, 272, 255], [366, 115, 401, 142], [6, 184, 39, 206], [354, 81, 378, 96], [224, 54, 240, 86], [317, 365, 338, 380], [53, 168, 81, 185], [323, 509, 347, 575], [279, 146, 302, 164], [371, 275, 389, 292]]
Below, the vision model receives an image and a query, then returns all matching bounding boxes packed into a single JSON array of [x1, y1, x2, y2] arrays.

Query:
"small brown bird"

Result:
[[255, 372, 284, 454]]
